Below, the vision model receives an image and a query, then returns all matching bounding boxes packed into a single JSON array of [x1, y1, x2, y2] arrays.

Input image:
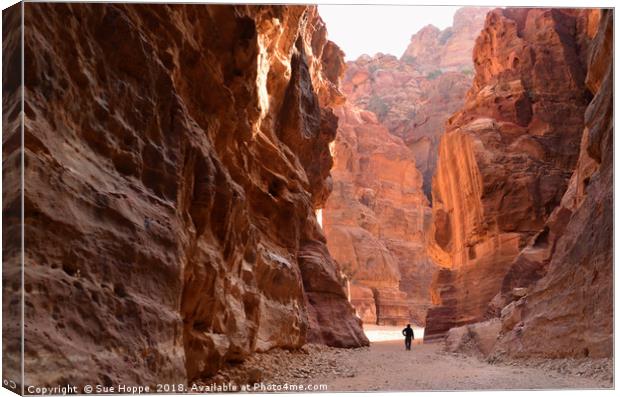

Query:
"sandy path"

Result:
[[205, 326, 611, 391], [310, 340, 609, 391]]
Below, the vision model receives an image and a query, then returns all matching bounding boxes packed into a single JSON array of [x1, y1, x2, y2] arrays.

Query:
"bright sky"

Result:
[[318, 5, 460, 61]]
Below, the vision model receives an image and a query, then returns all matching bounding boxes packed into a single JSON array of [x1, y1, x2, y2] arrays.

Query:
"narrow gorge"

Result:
[[2, 2, 613, 392], [322, 7, 490, 327]]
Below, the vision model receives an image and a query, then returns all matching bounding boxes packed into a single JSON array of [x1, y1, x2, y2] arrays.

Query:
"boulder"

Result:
[[500, 299, 525, 332], [445, 318, 501, 357]]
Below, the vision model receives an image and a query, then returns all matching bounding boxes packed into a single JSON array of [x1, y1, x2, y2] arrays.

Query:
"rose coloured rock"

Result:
[[344, 7, 490, 197], [424, 6, 613, 358], [2, 2, 368, 389], [321, 7, 490, 327], [425, 8, 591, 340], [492, 9, 613, 359], [401, 7, 491, 73], [322, 105, 435, 326]]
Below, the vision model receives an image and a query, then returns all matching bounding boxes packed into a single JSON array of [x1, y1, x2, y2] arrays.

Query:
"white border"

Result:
[[0, 2, 616, 397]]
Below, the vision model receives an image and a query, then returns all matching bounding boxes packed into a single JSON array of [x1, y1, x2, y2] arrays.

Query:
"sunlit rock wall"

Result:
[[323, 105, 435, 325], [322, 7, 491, 327], [425, 8, 596, 341]]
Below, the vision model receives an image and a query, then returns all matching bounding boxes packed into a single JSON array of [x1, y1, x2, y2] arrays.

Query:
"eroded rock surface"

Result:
[[323, 105, 434, 325], [425, 8, 599, 341], [10, 2, 367, 389], [2, 3, 24, 391], [492, 9, 613, 359], [401, 7, 491, 73], [445, 318, 501, 357]]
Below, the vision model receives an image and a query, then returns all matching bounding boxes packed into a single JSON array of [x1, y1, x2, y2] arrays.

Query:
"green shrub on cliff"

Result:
[[367, 95, 389, 119], [426, 69, 443, 80]]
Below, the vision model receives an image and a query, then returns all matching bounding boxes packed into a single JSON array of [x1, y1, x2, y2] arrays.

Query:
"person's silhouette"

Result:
[[402, 324, 414, 350]]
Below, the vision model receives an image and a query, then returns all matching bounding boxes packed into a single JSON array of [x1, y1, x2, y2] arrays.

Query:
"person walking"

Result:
[[402, 324, 414, 350]]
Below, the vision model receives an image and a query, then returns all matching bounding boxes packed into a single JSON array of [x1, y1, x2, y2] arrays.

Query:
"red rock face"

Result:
[[3, 2, 367, 388], [322, 105, 435, 326], [424, 8, 596, 341], [321, 7, 489, 327], [344, 8, 490, 196], [492, 9, 613, 359]]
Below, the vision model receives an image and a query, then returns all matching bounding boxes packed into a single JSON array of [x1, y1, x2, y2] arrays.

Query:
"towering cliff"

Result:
[[344, 7, 490, 196], [322, 104, 434, 325], [5, 2, 367, 389], [492, 9, 613, 359], [424, 7, 611, 350]]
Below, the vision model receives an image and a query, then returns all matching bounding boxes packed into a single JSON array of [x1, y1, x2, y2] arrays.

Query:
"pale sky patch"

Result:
[[318, 5, 460, 61]]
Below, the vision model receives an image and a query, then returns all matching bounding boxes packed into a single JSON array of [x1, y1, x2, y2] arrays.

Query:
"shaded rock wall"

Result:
[[10, 2, 367, 389], [322, 105, 434, 325], [2, 2, 24, 392], [344, 7, 490, 196], [492, 9, 613, 359], [425, 8, 596, 341]]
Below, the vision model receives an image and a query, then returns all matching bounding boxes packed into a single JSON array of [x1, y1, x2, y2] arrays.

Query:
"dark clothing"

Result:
[[402, 327, 414, 350]]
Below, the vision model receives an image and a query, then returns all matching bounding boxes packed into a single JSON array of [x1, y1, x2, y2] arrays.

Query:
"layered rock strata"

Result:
[[425, 8, 598, 341], [322, 105, 434, 325], [5, 2, 367, 389]]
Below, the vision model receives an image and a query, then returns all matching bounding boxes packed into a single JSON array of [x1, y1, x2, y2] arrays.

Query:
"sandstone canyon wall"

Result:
[[322, 7, 489, 326], [3, 3, 368, 389], [424, 6, 613, 357], [344, 7, 490, 196], [322, 104, 434, 325], [491, 8, 613, 359]]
